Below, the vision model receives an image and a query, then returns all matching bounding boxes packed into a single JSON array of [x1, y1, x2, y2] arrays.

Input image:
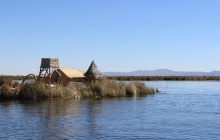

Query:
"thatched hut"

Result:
[[50, 68, 85, 86], [85, 61, 103, 81]]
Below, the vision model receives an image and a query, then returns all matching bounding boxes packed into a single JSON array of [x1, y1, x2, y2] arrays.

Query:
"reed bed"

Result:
[[106, 76, 220, 81], [0, 75, 28, 81], [0, 78, 20, 100], [0, 79, 157, 100]]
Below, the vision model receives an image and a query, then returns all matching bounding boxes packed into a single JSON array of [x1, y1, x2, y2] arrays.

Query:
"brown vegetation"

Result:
[[0, 75, 27, 81], [0, 79, 157, 100], [0, 77, 20, 99], [106, 76, 220, 81]]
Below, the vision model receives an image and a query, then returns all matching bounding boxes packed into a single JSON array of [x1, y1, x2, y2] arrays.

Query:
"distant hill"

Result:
[[103, 69, 220, 76]]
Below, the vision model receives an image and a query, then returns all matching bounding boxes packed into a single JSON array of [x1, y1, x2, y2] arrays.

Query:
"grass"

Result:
[[80, 80, 157, 98], [0, 78, 20, 100], [0, 79, 157, 100], [0, 84, 19, 100], [18, 82, 79, 100]]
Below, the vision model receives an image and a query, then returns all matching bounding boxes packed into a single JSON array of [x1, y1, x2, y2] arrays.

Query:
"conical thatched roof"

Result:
[[85, 61, 102, 79]]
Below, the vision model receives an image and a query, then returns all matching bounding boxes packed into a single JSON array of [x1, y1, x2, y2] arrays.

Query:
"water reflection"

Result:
[[0, 97, 139, 139], [0, 99, 83, 139], [19, 99, 81, 116]]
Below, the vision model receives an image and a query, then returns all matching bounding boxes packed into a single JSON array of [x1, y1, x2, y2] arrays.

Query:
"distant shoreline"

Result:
[[1, 75, 220, 81], [106, 76, 220, 81]]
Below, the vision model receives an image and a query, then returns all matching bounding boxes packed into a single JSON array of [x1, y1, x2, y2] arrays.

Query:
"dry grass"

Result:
[[80, 80, 127, 98], [0, 85, 18, 99], [0, 79, 19, 100], [1, 79, 157, 100], [80, 79, 156, 98], [18, 82, 80, 100]]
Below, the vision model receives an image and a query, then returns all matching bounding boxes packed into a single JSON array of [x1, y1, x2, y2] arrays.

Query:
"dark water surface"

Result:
[[1, 81, 220, 139]]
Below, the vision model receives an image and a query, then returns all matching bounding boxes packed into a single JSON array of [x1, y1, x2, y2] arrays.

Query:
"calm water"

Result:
[[0, 81, 220, 139]]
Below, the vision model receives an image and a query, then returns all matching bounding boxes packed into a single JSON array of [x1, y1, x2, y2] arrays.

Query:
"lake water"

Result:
[[0, 81, 220, 139]]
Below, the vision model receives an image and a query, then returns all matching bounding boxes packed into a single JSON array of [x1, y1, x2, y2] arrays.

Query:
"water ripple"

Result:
[[1, 81, 220, 139]]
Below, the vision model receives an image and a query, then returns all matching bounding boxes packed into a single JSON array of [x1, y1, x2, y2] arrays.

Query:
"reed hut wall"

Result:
[[50, 70, 70, 86], [50, 70, 62, 85], [59, 70, 71, 86]]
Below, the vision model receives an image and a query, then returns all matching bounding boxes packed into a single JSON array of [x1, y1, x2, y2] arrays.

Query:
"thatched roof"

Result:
[[59, 68, 85, 78], [85, 61, 102, 79]]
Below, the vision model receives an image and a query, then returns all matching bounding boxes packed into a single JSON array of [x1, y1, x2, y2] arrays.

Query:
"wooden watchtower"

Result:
[[37, 58, 59, 81]]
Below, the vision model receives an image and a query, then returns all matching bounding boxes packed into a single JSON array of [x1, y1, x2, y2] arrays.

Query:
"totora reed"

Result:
[[0, 79, 158, 100]]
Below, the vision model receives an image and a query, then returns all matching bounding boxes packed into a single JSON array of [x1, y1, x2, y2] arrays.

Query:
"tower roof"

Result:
[[85, 61, 102, 78], [40, 58, 59, 68]]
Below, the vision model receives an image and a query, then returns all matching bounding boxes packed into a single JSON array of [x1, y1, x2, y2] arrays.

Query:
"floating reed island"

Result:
[[0, 58, 158, 100], [0, 79, 157, 100]]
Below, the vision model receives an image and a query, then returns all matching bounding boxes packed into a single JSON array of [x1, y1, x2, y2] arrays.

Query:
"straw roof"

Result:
[[85, 61, 102, 78], [59, 68, 85, 78]]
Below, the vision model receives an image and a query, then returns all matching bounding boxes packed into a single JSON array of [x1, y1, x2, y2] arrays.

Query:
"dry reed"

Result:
[[1, 79, 157, 100]]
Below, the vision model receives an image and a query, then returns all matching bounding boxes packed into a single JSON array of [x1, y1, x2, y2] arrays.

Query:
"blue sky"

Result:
[[0, 0, 220, 75]]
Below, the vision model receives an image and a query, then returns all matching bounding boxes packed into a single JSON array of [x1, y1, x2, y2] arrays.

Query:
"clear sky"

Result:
[[0, 0, 220, 75]]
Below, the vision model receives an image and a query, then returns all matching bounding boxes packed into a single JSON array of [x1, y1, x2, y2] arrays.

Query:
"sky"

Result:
[[0, 0, 220, 75]]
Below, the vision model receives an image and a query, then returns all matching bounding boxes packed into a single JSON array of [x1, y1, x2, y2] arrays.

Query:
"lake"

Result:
[[0, 81, 220, 139]]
